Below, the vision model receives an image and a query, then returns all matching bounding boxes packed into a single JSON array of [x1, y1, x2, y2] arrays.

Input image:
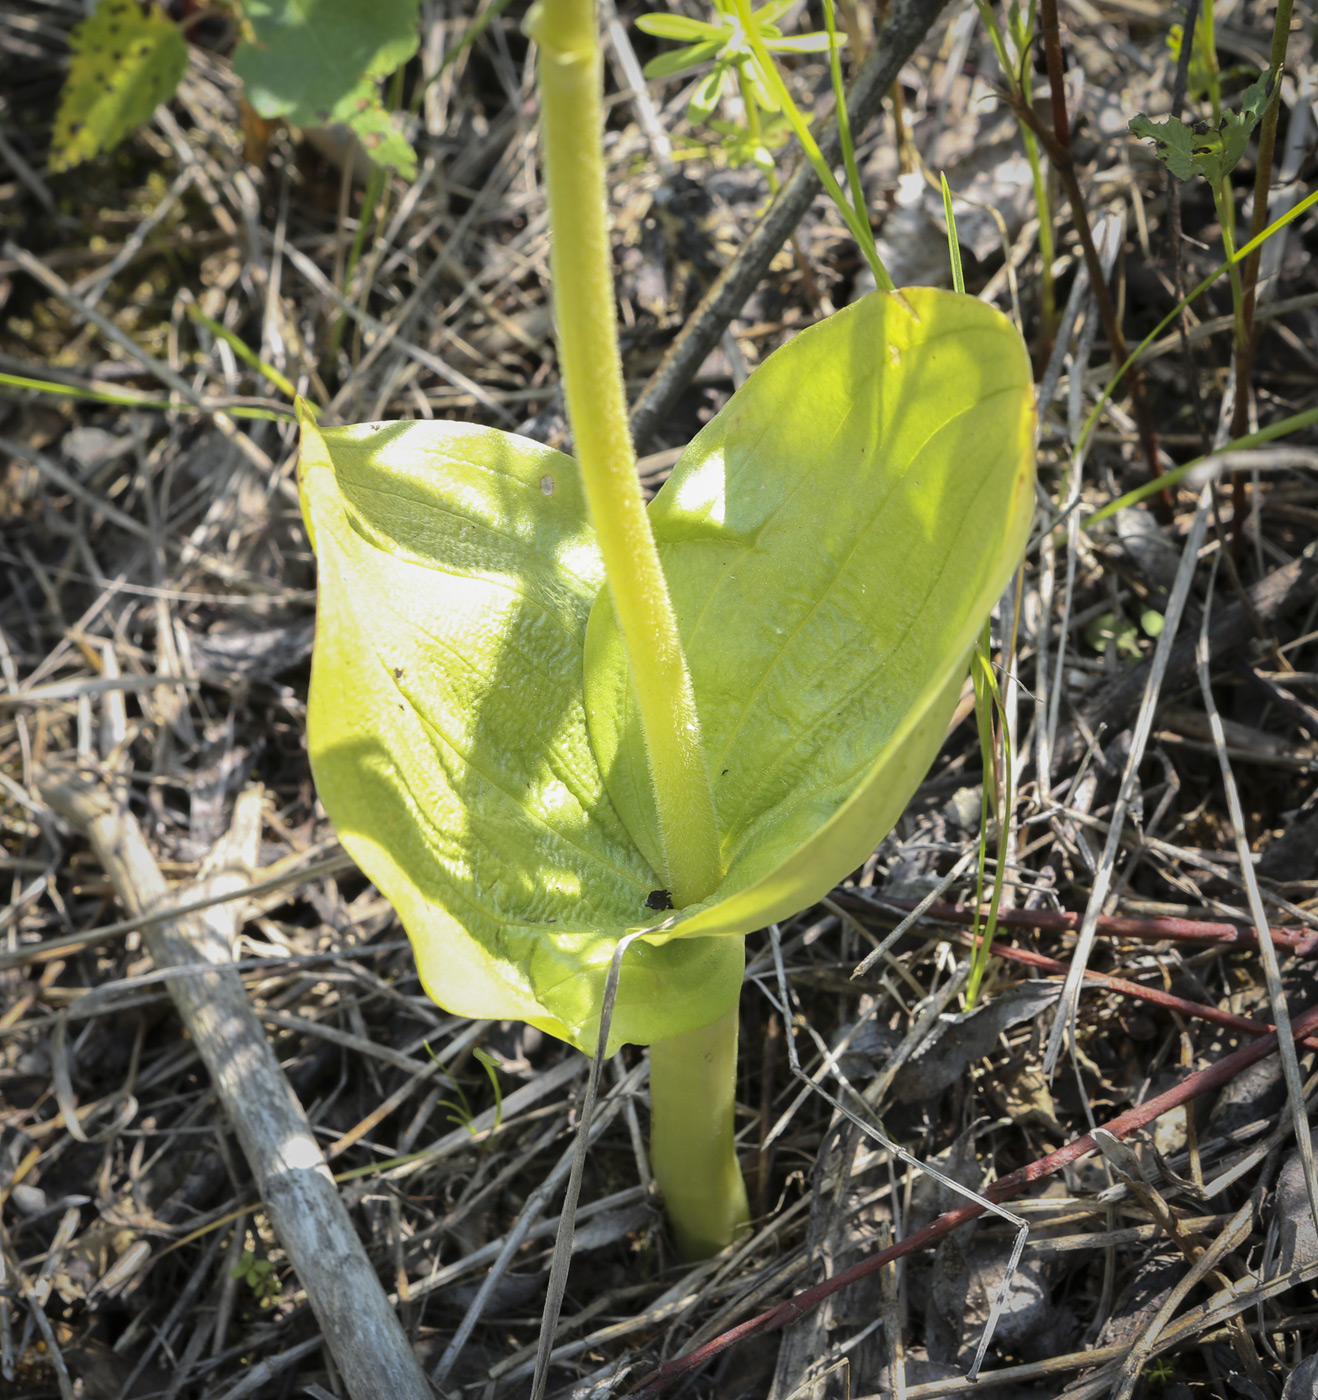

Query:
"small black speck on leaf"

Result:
[[393, 666, 403, 679], [646, 889, 673, 911], [721, 768, 729, 775]]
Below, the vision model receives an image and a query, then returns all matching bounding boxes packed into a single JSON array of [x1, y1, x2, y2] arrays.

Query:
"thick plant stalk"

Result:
[[648, 1001, 750, 1258], [530, 0, 720, 909], [530, 0, 748, 1258]]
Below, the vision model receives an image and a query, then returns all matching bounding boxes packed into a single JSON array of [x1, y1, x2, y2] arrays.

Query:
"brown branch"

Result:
[[833, 892, 1318, 956], [929, 927, 1318, 1052]]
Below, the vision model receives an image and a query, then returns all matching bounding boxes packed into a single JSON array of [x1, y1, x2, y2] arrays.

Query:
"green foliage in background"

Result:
[[51, 0, 188, 172], [232, 0, 420, 178], [637, 0, 837, 180], [50, 0, 418, 177]]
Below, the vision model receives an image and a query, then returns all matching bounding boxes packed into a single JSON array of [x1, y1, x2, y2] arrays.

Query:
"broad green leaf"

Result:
[[50, 0, 187, 172], [296, 406, 743, 1055], [233, 0, 419, 177], [584, 288, 1035, 940], [1130, 70, 1272, 185], [298, 290, 1034, 1056]]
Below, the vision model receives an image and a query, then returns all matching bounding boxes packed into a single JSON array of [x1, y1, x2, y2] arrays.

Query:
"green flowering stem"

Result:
[[531, 0, 746, 1260], [529, 0, 722, 909], [648, 999, 750, 1258]]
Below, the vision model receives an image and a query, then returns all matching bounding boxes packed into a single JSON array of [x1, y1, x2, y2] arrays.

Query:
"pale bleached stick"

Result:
[[37, 770, 432, 1400]]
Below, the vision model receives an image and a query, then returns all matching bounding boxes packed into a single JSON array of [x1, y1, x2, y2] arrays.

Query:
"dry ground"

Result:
[[2, 1, 1318, 1397]]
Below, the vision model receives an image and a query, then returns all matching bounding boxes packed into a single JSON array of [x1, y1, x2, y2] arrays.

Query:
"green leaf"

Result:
[[296, 406, 743, 1054], [752, 0, 798, 26], [584, 288, 1035, 939], [635, 13, 720, 42], [1130, 70, 1273, 185], [50, 0, 188, 172], [298, 291, 1035, 1056], [688, 65, 728, 124], [642, 39, 722, 81], [232, 0, 420, 176], [765, 32, 842, 53]]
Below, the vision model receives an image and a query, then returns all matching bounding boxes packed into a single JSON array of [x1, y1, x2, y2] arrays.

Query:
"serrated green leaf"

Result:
[[1130, 71, 1272, 185], [584, 288, 1036, 940], [296, 407, 743, 1055], [233, 0, 419, 174], [50, 0, 187, 172], [1129, 113, 1200, 180]]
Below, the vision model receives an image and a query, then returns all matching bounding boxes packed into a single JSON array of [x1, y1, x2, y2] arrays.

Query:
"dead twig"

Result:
[[35, 771, 432, 1400]]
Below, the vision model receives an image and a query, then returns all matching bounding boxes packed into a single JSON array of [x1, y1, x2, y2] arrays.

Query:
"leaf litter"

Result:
[[1, 0, 1318, 1396]]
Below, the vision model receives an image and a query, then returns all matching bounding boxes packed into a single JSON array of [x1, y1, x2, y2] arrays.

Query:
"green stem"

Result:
[[1212, 178, 1248, 357], [733, 0, 893, 292], [648, 1000, 750, 1259], [1023, 125, 1056, 347], [530, 0, 721, 909]]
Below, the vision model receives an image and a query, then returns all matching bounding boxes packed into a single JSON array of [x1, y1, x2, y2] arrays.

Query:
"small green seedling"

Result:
[[1130, 70, 1273, 187], [297, 0, 1035, 1258], [232, 1249, 280, 1305], [1085, 610, 1162, 660]]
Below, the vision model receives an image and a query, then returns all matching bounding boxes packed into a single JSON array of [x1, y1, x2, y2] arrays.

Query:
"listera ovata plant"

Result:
[[296, 0, 1036, 1259]]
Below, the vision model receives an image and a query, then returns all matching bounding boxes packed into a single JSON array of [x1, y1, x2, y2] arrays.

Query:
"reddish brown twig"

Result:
[[833, 891, 1318, 957], [946, 933, 1318, 1052], [627, 999, 1318, 1398]]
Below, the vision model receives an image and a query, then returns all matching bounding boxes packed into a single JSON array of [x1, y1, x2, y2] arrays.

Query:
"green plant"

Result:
[[232, 1249, 280, 1304], [976, 0, 1057, 350], [51, 0, 419, 177], [295, 0, 1035, 1258], [636, 0, 835, 183], [1130, 69, 1273, 367]]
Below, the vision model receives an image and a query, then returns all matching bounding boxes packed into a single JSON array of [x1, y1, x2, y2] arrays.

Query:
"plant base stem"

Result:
[[649, 995, 750, 1260]]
